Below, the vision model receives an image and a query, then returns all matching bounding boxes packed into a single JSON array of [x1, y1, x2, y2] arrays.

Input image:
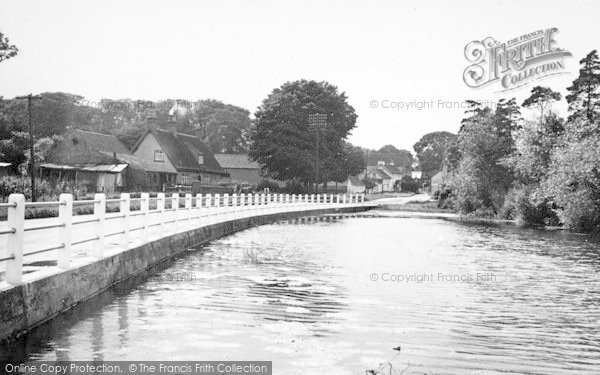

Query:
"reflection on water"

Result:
[[2, 213, 600, 374]]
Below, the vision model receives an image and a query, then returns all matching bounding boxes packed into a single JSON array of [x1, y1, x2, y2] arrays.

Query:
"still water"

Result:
[[2, 213, 600, 374]]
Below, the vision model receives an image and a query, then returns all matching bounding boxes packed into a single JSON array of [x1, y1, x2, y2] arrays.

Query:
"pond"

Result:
[[2, 213, 600, 374]]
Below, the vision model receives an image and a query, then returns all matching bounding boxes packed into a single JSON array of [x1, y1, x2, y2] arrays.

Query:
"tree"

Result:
[[412, 131, 456, 177], [522, 86, 562, 122], [366, 145, 413, 173], [325, 141, 365, 183], [184, 99, 251, 153], [249, 80, 357, 185], [449, 105, 515, 213], [503, 113, 564, 185], [540, 128, 600, 232], [0, 31, 18, 63], [566, 50, 600, 123]]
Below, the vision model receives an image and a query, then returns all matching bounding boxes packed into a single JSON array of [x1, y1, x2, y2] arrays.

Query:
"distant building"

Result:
[[0, 162, 12, 177], [346, 175, 366, 194], [41, 129, 169, 192], [360, 160, 405, 192], [131, 112, 228, 187], [361, 168, 393, 193], [430, 166, 448, 193], [214, 154, 261, 186]]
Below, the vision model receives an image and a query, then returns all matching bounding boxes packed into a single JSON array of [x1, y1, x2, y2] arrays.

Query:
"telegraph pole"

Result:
[[16, 94, 42, 201], [308, 113, 327, 194]]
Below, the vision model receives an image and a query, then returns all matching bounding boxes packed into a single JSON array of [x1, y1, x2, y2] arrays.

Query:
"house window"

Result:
[[154, 150, 164, 162]]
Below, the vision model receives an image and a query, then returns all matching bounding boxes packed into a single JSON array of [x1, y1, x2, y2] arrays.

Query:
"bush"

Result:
[[437, 188, 453, 209], [283, 180, 306, 194], [499, 185, 559, 226], [256, 179, 280, 193], [400, 175, 419, 193], [0, 176, 87, 202]]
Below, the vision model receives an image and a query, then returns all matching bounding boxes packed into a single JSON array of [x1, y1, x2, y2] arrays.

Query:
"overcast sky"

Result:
[[1, 0, 599, 151]]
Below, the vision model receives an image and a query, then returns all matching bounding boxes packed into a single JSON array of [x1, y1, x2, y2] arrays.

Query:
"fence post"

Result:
[[5, 194, 25, 284], [141, 193, 149, 241], [261, 193, 265, 206], [93, 193, 106, 258], [172, 193, 179, 233], [232, 194, 238, 207], [206, 193, 212, 209], [185, 194, 192, 231], [224, 193, 229, 214], [343, 194, 347, 204], [57, 194, 73, 269], [195, 193, 202, 221], [336, 194, 340, 204], [157, 193, 165, 233], [292, 194, 296, 204], [120, 193, 130, 250]]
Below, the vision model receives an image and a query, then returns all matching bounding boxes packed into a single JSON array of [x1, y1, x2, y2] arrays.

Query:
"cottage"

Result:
[[41, 129, 170, 192], [430, 167, 448, 193], [376, 160, 404, 190], [346, 176, 366, 194], [362, 168, 393, 193], [214, 154, 261, 186], [131, 113, 228, 187]]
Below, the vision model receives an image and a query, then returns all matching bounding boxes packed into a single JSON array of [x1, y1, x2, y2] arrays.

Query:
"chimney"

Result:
[[145, 109, 158, 130], [164, 118, 178, 135], [164, 102, 179, 135]]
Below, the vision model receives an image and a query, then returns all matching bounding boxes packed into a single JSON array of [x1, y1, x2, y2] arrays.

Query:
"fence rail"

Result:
[[0, 192, 366, 285]]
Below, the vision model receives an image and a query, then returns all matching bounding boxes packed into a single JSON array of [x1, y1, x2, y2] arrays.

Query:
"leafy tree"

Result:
[[249, 79, 357, 185], [566, 50, 600, 123], [184, 99, 251, 153], [540, 128, 600, 232], [366, 145, 413, 173], [412, 131, 456, 177], [0, 31, 18, 63], [522, 86, 562, 121], [449, 105, 515, 213], [503, 113, 564, 185], [324, 141, 365, 184]]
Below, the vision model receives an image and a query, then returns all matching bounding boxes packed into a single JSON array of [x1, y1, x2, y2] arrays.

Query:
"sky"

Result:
[[1, 0, 599, 152]]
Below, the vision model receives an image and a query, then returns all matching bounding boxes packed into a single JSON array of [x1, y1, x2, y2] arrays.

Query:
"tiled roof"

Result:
[[381, 164, 402, 175], [348, 176, 365, 186], [376, 169, 392, 180], [214, 154, 260, 169], [150, 129, 228, 175]]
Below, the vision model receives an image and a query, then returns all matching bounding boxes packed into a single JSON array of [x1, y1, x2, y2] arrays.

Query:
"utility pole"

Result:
[[16, 94, 42, 201], [308, 113, 327, 194]]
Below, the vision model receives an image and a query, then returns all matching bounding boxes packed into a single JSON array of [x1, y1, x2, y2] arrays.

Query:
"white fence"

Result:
[[0, 192, 366, 285]]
